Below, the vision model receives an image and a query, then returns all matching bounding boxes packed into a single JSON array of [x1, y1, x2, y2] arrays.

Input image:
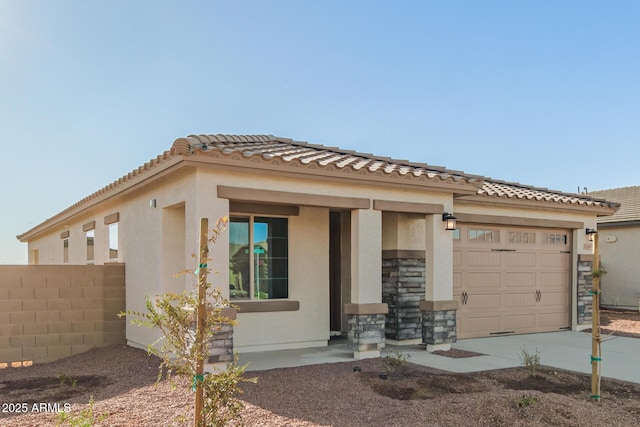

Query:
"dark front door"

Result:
[[329, 211, 342, 333]]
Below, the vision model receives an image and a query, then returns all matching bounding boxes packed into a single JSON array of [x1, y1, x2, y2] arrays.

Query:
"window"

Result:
[[543, 233, 567, 245], [63, 239, 69, 263], [108, 223, 119, 259], [508, 231, 536, 244], [86, 230, 95, 263], [469, 229, 500, 243], [229, 216, 288, 300]]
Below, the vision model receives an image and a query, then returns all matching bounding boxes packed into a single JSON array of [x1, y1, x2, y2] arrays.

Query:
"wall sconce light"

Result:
[[442, 213, 457, 231], [149, 199, 157, 208], [586, 228, 598, 241]]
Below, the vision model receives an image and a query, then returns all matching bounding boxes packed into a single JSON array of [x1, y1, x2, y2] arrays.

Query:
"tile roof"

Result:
[[173, 134, 484, 186], [477, 179, 619, 210], [17, 133, 621, 242], [590, 186, 640, 223], [175, 135, 619, 212]]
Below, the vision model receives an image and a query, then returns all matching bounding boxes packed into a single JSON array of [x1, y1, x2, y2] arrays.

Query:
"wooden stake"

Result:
[[591, 232, 601, 402], [195, 218, 209, 426]]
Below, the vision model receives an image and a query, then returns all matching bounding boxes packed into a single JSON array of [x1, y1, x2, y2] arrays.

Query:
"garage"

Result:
[[453, 223, 572, 339]]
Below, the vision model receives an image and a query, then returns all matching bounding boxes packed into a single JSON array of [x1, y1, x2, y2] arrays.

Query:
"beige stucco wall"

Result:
[[599, 225, 640, 310], [23, 161, 610, 353], [382, 212, 427, 251], [234, 206, 330, 351]]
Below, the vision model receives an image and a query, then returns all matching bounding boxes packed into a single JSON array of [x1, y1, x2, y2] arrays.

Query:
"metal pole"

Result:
[[195, 218, 208, 426]]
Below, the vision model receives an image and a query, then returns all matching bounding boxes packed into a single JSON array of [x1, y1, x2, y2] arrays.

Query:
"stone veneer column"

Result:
[[382, 250, 425, 342], [205, 308, 236, 371], [345, 303, 388, 359], [420, 300, 459, 351], [421, 214, 457, 352], [347, 209, 386, 359], [577, 255, 594, 326]]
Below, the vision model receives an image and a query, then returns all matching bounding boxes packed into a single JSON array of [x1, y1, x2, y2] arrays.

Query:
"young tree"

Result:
[[120, 217, 255, 426]]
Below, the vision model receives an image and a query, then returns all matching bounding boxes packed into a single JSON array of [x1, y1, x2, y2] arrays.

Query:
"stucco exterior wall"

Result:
[[22, 160, 611, 353], [599, 225, 640, 310], [233, 206, 330, 351]]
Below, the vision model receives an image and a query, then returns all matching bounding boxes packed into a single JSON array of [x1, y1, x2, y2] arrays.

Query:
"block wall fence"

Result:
[[0, 264, 125, 366]]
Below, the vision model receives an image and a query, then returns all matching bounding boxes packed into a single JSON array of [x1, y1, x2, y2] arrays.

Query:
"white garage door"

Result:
[[453, 224, 571, 339]]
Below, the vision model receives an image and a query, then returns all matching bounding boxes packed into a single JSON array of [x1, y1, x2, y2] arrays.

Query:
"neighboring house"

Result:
[[17, 134, 619, 360], [591, 186, 640, 311]]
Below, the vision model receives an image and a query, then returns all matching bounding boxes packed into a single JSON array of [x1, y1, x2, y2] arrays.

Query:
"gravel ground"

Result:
[[1, 309, 639, 427]]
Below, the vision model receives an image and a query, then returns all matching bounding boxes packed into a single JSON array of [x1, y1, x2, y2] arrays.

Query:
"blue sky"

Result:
[[1, 0, 638, 263]]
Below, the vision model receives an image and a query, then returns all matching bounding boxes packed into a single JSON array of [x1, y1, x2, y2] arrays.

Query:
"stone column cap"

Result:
[[420, 300, 459, 312], [344, 303, 389, 315]]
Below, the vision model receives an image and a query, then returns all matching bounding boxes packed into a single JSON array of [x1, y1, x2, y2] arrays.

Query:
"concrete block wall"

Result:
[[0, 264, 125, 366]]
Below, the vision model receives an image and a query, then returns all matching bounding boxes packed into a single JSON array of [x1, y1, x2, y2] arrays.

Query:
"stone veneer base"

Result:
[[422, 309, 457, 345], [382, 255, 426, 341], [347, 313, 386, 356]]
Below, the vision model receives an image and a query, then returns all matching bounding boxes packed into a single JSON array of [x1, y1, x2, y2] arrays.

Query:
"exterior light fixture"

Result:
[[586, 228, 598, 242], [442, 213, 457, 231]]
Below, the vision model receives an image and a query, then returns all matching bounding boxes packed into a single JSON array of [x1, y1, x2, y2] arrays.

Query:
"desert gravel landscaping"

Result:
[[1, 309, 639, 426]]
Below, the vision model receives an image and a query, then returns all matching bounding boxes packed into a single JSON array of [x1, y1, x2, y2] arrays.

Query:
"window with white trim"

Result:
[[63, 239, 69, 264], [108, 223, 119, 259], [229, 216, 288, 300], [86, 229, 95, 263]]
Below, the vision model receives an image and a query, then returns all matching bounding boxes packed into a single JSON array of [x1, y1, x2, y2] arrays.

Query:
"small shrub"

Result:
[[57, 373, 67, 386], [516, 394, 538, 408], [58, 374, 78, 387], [382, 350, 411, 373], [520, 346, 541, 377], [120, 217, 257, 427], [56, 396, 106, 427], [592, 267, 607, 279]]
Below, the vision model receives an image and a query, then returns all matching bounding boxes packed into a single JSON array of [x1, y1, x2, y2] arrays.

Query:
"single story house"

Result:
[[18, 134, 619, 360], [591, 186, 640, 311]]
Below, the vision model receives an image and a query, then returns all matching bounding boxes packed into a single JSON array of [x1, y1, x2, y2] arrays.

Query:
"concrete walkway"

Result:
[[239, 331, 640, 384]]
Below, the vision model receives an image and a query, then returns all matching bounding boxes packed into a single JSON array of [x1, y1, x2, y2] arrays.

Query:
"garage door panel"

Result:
[[540, 253, 570, 269], [540, 272, 570, 288], [505, 272, 537, 287], [467, 293, 501, 309], [504, 292, 537, 307], [466, 251, 501, 267], [455, 223, 571, 339], [537, 312, 569, 328], [504, 314, 536, 330], [464, 316, 501, 333], [539, 291, 569, 308], [466, 273, 501, 289], [453, 250, 462, 266], [503, 252, 536, 267]]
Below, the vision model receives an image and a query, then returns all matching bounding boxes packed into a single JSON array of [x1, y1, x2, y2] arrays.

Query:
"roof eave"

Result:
[[455, 195, 619, 216], [18, 155, 187, 242], [185, 150, 484, 195]]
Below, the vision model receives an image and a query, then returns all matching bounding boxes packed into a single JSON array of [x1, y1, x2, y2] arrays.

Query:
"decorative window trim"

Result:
[[104, 213, 119, 225], [60, 230, 70, 239], [234, 300, 299, 313], [83, 221, 96, 232]]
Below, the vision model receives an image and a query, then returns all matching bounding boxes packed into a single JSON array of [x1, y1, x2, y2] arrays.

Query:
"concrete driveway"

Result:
[[240, 331, 640, 384]]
